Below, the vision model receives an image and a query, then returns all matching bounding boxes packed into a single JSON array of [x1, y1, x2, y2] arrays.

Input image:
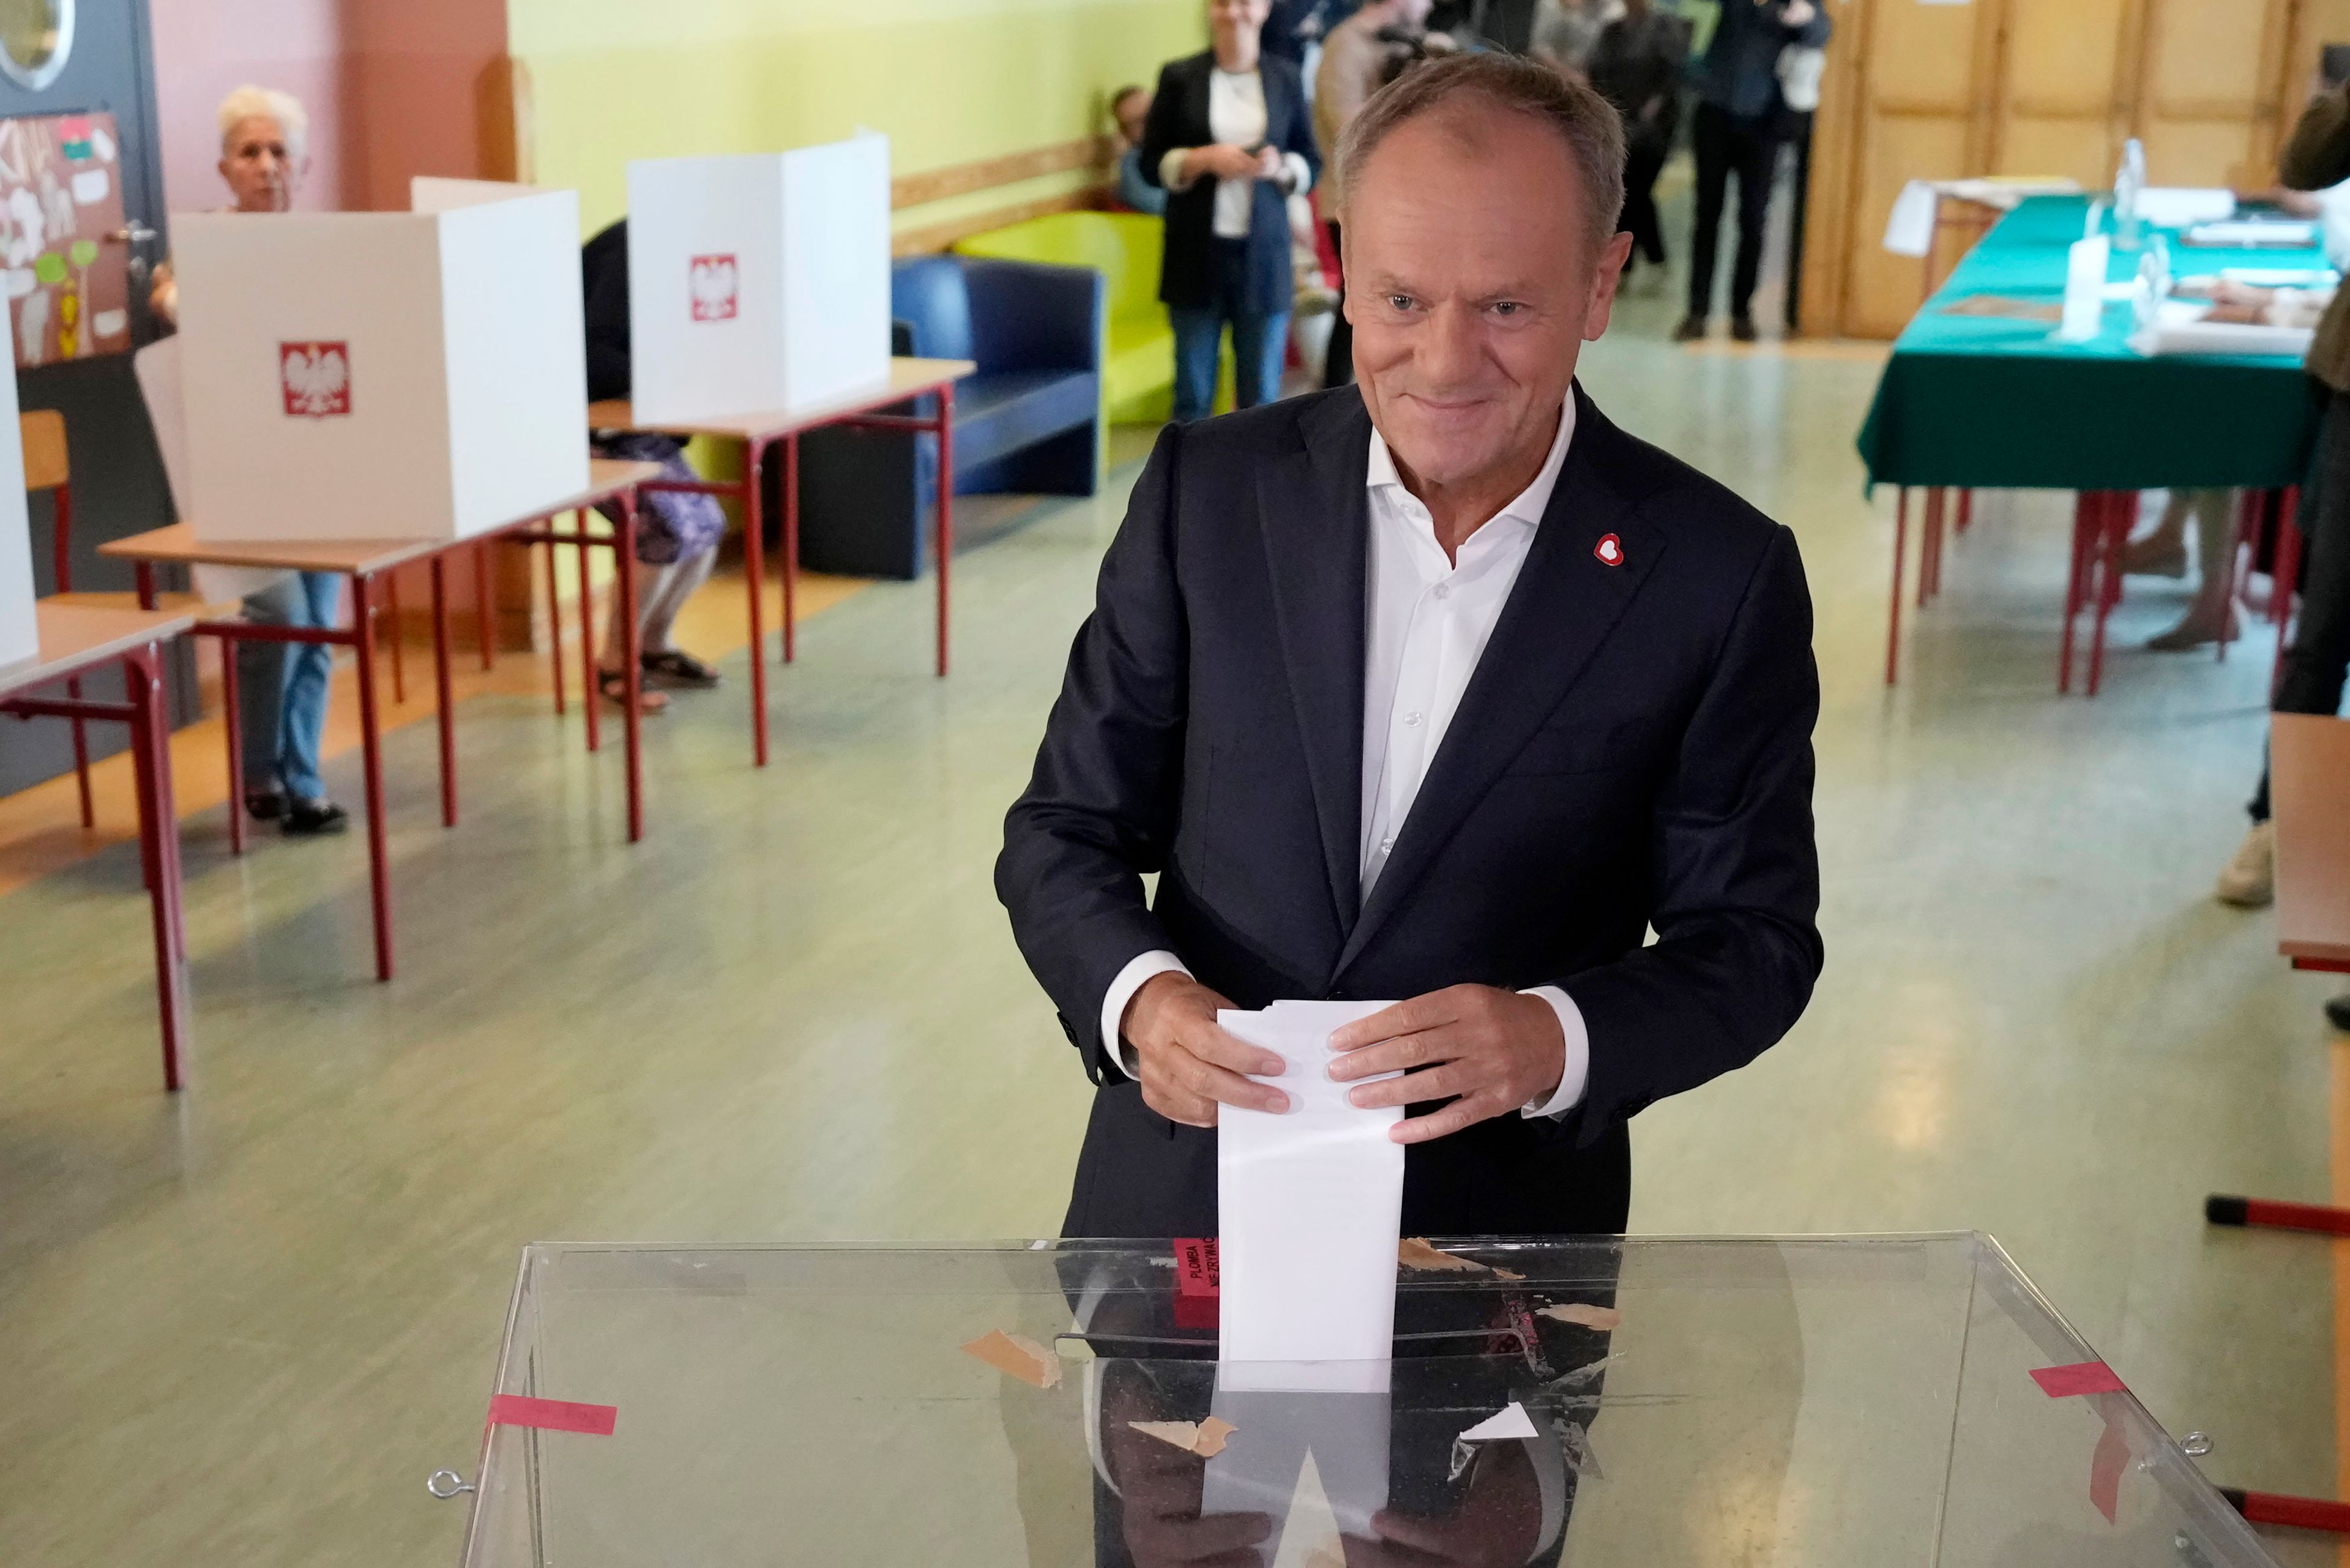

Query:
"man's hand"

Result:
[[1122, 972, 1289, 1127], [1328, 985, 1564, 1144], [1782, 0, 1818, 26]]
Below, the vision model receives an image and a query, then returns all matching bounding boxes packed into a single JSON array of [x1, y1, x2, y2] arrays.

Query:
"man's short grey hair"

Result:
[[1334, 51, 1625, 248], [217, 86, 308, 164]]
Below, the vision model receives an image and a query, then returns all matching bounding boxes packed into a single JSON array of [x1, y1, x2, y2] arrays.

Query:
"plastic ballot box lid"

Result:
[[450, 1235, 2272, 1567]]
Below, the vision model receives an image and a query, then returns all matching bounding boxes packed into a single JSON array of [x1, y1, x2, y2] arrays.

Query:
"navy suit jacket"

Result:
[[1136, 50, 1319, 316], [998, 385, 1822, 1239]]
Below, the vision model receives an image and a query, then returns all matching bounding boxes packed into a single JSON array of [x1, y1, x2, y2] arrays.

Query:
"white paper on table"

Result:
[[1882, 181, 1937, 258], [1216, 1000, 1403, 1394], [2057, 235, 2111, 342], [2135, 187, 2236, 229], [2128, 319, 2314, 359], [1458, 1402, 1540, 1442]]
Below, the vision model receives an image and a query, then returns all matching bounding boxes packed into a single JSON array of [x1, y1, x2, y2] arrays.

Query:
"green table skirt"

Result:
[[1856, 195, 2329, 492]]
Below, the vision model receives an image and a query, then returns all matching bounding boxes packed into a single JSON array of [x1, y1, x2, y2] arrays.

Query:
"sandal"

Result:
[[640, 648, 722, 689], [597, 669, 669, 714]]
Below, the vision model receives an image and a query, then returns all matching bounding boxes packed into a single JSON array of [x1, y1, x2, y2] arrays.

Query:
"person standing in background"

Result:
[[150, 88, 348, 836], [1586, 0, 1686, 285], [1315, 0, 1439, 388], [579, 220, 728, 712], [1529, 0, 1613, 83], [1109, 86, 1167, 216], [1677, 0, 1829, 343], [1139, 0, 1322, 422]]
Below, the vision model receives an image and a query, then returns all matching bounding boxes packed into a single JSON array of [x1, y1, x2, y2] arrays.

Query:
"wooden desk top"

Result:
[[588, 357, 977, 442], [0, 599, 200, 696], [2272, 712, 2350, 968], [97, 458, 666, 577]]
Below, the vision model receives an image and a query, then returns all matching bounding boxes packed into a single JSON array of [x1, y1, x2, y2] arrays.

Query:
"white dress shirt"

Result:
[[1102, 398, 1592, 1120], [1157, 67, 1313, 238]]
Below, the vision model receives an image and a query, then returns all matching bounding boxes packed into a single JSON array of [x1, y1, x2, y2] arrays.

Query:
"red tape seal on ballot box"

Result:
[[486, 1394, 619, 1436], [1173, 1237, 1218, 1329]]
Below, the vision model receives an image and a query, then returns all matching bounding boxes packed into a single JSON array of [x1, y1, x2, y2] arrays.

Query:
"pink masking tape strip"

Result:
[[487, 1394, 618, 1436], [2031, 1362, 2128, 1398]]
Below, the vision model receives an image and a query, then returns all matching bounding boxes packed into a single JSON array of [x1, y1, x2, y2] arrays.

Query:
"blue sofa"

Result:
[[793, 253, 1104, 579]]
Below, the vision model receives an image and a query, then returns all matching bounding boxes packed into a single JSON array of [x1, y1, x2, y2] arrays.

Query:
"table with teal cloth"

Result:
[[1857, 195, 2327, 493]]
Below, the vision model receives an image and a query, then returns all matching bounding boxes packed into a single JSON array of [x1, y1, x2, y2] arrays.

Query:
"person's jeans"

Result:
[[2252, 386, 2350, 821], [1171, 306, 1291, 424], [1688, 102, 1782, 322], [238, 570, 342, 802]]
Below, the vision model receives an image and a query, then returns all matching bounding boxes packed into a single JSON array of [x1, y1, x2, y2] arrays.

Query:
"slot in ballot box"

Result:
[[0, 360, 32, 666], [170, 178, 588, 543], [454, 1236, 2273, 1567], [624, 135, 891, 424]]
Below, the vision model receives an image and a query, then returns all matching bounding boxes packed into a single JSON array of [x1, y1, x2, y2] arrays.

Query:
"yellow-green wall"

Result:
[[510, 0, 1207, 237]]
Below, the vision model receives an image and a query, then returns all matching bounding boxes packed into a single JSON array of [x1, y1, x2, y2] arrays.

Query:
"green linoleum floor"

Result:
[[1, 292, 2341, 1559]]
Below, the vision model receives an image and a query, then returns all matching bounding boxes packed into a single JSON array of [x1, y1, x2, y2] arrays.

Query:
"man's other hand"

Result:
[[1329, 985, 1565, 1143], [1123, 972, 1289, 1127]]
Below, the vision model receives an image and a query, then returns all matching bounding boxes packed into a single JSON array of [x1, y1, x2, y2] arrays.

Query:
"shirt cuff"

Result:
[[1518, 986, 1590, 1119], [1281, 151, 1313, 196], [1101, 949, 1192, 1081], [1160, 147, 1198, 193]]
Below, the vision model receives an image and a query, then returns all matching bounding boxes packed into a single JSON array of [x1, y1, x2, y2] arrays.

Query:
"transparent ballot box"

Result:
[[454, 1234, 2274, 1567]]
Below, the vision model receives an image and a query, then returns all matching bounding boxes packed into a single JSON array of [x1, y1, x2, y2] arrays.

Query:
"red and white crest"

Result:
[[689, 253, 739, 321], [280, 342, 351, 418], [1594, 532, 1624, 567]]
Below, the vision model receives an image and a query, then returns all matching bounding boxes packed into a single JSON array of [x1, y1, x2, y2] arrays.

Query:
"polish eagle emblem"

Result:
[[690, 254, 739, 321], [280, 342, 351, 417]]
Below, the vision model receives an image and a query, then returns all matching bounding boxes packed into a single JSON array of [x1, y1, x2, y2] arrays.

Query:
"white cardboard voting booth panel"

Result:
[[0, 364, 35, 666], [171, 181, 588, 543], [626, 135, 890, 424]]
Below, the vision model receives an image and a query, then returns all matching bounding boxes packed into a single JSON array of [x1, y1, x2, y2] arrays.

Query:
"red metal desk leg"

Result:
[[474, 539, 496, 670], [543, 536, 565, 717], [431, 553, 458, 827], [579, 515, 602, 755], [781, 433, 800, 663], [65, 673, 92, 827], [1919, 488, 1944, 607], [352, 574, 394, 982], [616, 494, 644, 844], [744, 444, 770, 766], [936, 384, 954, 677], [123, 643, 187, 1089], [2272, 488, 2303, 700], [2059, 491, 2093, 694], [2087, 490, 2132, 697], [385, 568, 406, 704], [221, 630, 247, 856], [1956, 488, 1972, 534], [1884, 488, 1908, 687]]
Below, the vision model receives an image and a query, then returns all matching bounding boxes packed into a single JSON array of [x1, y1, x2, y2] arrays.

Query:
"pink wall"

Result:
[[150, 0, 354, 212], [148, 0, 510, 217]]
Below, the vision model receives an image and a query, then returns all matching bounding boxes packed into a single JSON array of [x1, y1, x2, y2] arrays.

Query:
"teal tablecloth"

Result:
[[1856, 195, 2328, 491]]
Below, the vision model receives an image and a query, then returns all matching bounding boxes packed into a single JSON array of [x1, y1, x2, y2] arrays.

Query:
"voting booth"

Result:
[[0, 365, 34, 666], [625, 135, 892, 424], [452, 1236, 2270, 1567], [168, 179, 588, 544]]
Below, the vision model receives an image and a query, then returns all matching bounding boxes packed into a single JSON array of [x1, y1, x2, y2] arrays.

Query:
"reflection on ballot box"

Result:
[[450, 1237, 2271, 1568]]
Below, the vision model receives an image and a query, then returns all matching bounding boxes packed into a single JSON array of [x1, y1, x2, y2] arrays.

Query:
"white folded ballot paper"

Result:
[[1215, 1000, 1404, 1394]]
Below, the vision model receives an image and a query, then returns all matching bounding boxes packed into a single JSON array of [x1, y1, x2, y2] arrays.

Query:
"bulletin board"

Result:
[[0, 111, 130, 369]]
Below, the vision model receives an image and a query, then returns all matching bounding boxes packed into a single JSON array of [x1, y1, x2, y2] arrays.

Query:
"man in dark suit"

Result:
[[999, 52, 1820, 1241]]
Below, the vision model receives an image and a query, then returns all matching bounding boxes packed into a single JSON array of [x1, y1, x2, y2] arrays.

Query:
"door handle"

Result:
[[105, 222, 159, 247]]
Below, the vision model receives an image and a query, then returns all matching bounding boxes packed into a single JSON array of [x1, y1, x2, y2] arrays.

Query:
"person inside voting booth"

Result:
[[149, 86, 348, 836], [580, 218, 728, 715]]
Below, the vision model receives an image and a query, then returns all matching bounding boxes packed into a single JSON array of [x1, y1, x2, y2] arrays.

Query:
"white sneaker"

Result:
[[2215, 821, 2275, 908]]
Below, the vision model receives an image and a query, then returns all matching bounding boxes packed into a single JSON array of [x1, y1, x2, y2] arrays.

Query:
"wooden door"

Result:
[[1800, 0, 2341, 340]]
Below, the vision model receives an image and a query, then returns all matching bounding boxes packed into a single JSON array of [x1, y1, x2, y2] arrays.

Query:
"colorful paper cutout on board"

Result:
[[0, 111, 130, 368]]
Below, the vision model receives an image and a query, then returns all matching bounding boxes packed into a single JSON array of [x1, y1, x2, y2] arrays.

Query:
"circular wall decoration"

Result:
[[0, 0, 72, 93]]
